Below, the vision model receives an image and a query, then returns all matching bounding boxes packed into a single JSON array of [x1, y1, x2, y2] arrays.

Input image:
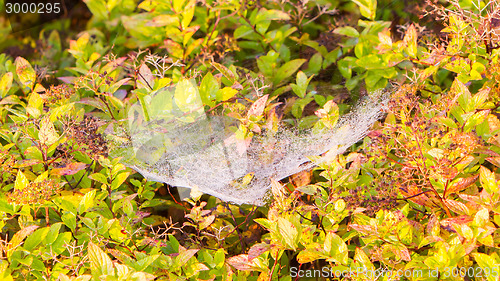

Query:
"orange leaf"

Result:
[[399, 185, 431, 206], [444, 199, 470, 215], [447, 175, 478, 195]]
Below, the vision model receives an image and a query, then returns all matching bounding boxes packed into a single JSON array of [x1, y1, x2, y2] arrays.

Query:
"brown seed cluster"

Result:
[[53, 142, 73, 166], [200, 34, 240, 64], [344, 185, 399, 216], [8, 179, 59, 204], [0, 147, 15, 183], [74, 70, 115, 95], [67, 116, 108, 160], [484, 61, 500, 104], [41, 84, 74, 104]]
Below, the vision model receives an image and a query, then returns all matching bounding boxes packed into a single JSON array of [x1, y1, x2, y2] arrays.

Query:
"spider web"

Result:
[[108, 80, 388, 205]]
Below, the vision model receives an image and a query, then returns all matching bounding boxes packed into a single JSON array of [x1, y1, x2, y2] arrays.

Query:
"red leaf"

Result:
[[52, 162, 88, 176], [348, 224, 377, 235], [440, 215, 472, 233], [227, 254, 258, 271], [57, 76, 77, 84], [247, 95, 268, 118], [248, 243, 270, 261], [14, 159, 43, 168]]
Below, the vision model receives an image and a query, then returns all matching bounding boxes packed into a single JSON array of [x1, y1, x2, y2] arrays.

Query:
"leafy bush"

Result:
[[1, 0, 500, 280]]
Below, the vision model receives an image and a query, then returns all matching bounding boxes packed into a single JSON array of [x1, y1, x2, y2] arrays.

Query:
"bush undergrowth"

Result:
[[1, 0, 500, 280]]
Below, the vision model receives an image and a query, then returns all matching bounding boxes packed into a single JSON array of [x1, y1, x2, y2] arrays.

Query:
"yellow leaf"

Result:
[[0, 72, 13, 98], [277, 217, 298, 250], [296, 248, 322, 263], [15, 57, 36, 92], [6, 225, 39, 258], [403, 24, 418, 57], [14, 170, 29, 191], [39, 117, 59, 146]]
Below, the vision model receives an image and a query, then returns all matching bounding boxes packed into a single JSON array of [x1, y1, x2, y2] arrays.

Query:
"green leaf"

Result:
[[174, 79, 204, 115], [78, 190, 96, 214], [334, 199, 346, 212], [451, 78, 472, 112], [51, 232, 72, 255], [200, 72, 219, 107], [89, 173, 108, 186], [254, 218, 272, 229], [214, 249, 225, 269], [470, 62, 485, 80], [53, 196, 79, 214], [0, 72, 13, 98], [108, 78, 131, 95], [290, 71, 312, 98], [0, 198, 16, 214], [15, 57, 36, 92], [62, 211, 77, 232], [345, 76, 361, 91], [353, 248, 375, 271], [434, 116, 457, 129], [464, 110, 489, 132], [181, 0, 195, 29], [356, 55, 383, 69], [111, 172, 130, 191], [122, 198, 133, 216], [333, 26, 359, 37], [306, 53, 322, 75], [234, 25, 254, 39], [26, 92, 44, 118], [273, 59, 306, 85], [83, 0, 108, 21], [365, 71, 382, 89], [44, 223, 62, 246], [324, 232, 348, 264], [352, 0, 377, 20], [338, 58, 353, 79], [211, 62, 236, 83], [134, 254, 160, 272], [31, 257, 46, 272], [173, 0, 186, 12], [88, 242, 115, 277], [254, 8, 290, 23], [472, 87, 490, 109], [108, 219, 127, 242], [277, 217, 299, 250], [0, 259, 13, 281]]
